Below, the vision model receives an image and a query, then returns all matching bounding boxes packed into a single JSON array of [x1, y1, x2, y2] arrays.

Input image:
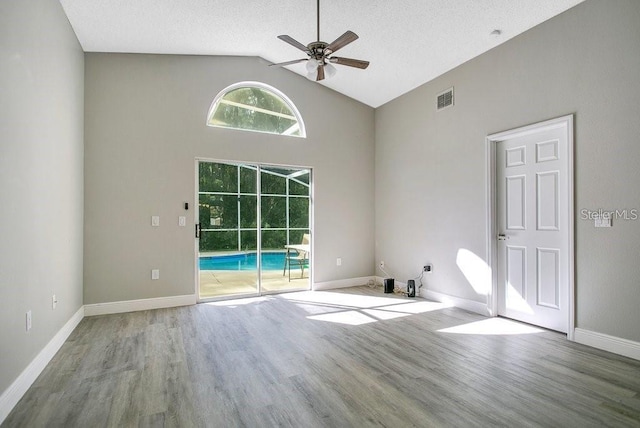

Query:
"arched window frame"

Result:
[[206, 81, 306, 138]]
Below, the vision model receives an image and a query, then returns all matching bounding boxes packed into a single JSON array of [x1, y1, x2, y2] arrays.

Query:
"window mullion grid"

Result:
[[237, 165, 241, 251], [199, 191, 238, 196], [286, 178, 290, 245], [206, 83, 306, 137], [256, 166, 262, 293]]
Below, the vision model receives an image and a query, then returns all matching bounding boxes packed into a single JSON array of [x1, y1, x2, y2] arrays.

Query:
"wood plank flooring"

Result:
[[4, 286, 640, 427]]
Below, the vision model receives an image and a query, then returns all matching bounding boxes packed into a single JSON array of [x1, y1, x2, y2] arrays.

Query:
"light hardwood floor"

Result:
[[4, 286, 640, 427]]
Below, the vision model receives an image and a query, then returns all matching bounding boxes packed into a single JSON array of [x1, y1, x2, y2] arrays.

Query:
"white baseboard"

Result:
[[84, 294, 197, 316], [422, 289, 490, 316], [574, 328, 640, 361], [0, 306, 84, 425], [373, 277, 488, 314], [313, 276, 374, 291]]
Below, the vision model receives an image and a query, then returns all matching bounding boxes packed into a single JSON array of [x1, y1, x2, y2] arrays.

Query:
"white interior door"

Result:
[[495, 118, 572, 333]]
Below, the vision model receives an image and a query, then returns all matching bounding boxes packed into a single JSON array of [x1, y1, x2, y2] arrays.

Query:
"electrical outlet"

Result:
[[423, 264, 433, 273], [52, 294, 57, 310], [151, 269, 160, 280], [26, 310, 32, 331]]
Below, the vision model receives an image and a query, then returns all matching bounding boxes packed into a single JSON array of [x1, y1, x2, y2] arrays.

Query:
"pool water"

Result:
[[199, 252, 292, 271]]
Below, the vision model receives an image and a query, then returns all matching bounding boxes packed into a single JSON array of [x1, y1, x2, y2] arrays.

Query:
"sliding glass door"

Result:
[[260, 166, 311, 292], [197, 161, 311, 300], [198, 162, 258, 298]]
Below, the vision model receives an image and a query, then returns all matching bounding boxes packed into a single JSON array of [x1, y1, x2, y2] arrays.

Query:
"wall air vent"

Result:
[[437, 87, 454, 111]]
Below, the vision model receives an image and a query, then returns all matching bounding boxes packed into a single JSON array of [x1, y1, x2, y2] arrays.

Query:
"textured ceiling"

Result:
[[59, 0, 584, 108]]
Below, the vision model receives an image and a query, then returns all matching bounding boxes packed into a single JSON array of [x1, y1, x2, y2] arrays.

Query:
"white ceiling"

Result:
[[59, 0, 584, 108]]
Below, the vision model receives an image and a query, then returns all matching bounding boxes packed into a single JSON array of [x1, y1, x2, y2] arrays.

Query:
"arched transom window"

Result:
[[206, 82, 306, 138]]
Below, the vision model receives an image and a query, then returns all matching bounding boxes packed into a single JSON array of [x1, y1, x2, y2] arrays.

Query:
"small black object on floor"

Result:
[[407, 279, 416, 297]]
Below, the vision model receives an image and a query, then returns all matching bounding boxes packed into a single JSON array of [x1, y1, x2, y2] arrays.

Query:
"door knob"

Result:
[[497, 234, 510, 241]]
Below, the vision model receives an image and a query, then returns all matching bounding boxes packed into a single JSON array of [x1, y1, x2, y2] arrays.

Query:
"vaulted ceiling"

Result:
[[59, 0, 584, 107]]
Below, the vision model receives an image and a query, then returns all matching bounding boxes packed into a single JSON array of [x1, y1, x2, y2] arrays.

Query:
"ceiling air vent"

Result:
[[437, 87, 454, 111]]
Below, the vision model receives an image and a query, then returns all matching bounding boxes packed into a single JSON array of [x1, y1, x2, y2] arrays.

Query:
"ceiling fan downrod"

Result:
[[317, 0, 320, 42]]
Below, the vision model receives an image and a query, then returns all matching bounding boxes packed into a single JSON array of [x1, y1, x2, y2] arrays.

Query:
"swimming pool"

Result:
[[199, 252, 291, 271]]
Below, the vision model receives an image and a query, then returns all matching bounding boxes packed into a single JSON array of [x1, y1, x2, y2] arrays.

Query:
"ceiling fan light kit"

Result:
[[270, 0, 370, 82], [306, 60, 336, 80]]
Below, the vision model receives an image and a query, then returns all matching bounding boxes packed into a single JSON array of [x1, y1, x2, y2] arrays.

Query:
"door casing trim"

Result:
[[485, 114, 575, 340]]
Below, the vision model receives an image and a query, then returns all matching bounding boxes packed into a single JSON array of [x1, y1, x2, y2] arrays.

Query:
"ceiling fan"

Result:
[[269, 0, 370, 81]]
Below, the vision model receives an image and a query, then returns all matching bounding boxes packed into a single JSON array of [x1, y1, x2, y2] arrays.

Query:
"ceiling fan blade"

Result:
[[326, 30, 358, 53], [277, 35, 310, 53], [329, 57, 370, 69], [316, 65, 325, 81], [269, 58, 308, 67]]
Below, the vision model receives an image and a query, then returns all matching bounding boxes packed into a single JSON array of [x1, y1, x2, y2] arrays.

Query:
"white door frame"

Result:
[[485, 114, 575, 340]]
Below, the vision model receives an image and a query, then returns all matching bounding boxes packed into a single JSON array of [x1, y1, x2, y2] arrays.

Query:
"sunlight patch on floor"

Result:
[[437, 317, 544, 335], [308, 310, 377, 325], [281, 291, 451, 326], [204, 296, 272, 307], [362, 308, 412, 320], [381, 301, 451, 314], [280, 290, 409, 309], [203, 290, 452, 326]]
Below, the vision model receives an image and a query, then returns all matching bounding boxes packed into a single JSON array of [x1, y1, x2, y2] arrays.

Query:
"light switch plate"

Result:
[[179, 216, 186, 226], [151, 269, 160, 280], [151, 216, 160, 227], [595, 216, 611, 228]]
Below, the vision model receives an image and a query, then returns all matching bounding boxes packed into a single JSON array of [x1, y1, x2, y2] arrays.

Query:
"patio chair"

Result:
[[283, 234, 310, 280]]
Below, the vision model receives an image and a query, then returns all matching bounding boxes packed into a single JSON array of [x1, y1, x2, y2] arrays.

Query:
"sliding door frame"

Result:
[[195, 158, 313, 302]]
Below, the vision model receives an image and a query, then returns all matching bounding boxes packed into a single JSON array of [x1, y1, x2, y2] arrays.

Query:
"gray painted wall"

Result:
[[375, 0, 640, 341], [3, 0, 638, 404], [84, 54, 375, 304], [0, 0, 84, 394]]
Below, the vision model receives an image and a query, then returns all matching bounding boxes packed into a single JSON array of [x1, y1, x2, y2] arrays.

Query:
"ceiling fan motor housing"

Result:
[[308, 42, 330, 61]]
